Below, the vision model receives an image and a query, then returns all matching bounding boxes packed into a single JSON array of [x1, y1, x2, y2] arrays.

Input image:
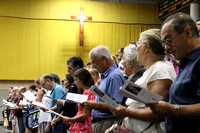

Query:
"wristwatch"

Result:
[[174, 104, 180, 117]]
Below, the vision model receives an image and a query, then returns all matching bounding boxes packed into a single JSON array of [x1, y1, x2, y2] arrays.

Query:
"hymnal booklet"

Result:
[[90, 85, 119, 108], [22, 91, 37, 102], [66, 93, 88, 104], [31, 101, 64, 118], [3, 99, 15, 109], [118, 80, 163, 103]]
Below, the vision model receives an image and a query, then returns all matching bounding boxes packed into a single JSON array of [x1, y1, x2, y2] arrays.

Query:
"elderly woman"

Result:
[[108, 29, 176, 133], [122, 45, 145, 83]]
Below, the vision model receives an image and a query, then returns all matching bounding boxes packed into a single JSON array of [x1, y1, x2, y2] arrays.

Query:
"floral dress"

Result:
[[69, 89, 96, 133]]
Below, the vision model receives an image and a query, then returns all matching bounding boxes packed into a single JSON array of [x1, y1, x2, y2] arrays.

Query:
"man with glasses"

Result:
[[40, 74, 66, 133], [147, 13, 200, 133], [40, 74, 66, 114]]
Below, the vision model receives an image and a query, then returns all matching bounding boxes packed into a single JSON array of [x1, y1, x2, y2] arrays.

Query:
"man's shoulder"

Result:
[[55, 84, 65, 91], [185, 47, 200, 61], [106, 67, 124, 82], [55, 83, 62, 88], [68, 83, 78, 93], [109, 67, 123, 76]]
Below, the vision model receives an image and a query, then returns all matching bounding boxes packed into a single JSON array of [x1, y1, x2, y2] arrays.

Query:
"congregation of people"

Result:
[[3, 12, 200, 133]]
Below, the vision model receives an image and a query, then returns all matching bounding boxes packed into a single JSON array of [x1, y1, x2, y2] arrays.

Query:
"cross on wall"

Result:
[[71, 7, 92, 46]]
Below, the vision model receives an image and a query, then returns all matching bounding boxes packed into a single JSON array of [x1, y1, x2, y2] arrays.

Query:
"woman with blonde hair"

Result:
[[107, 29, 176, 133], [89, 69, 100, 87]]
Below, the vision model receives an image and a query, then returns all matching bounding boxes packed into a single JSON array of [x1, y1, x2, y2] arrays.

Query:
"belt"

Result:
[[92, 117, 115, 123]]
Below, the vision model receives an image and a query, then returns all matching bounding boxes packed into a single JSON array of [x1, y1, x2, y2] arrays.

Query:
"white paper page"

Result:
[[47, 109, 64, 118], [7, 102, 15, 108], [3, 99, 15, 109], [119, 80, 163, 103], [32, 101, 47, 109], [90, 85, 119, 108], [3, 99, 8, 104], [22, 91, 36, 102], [66, 93, 88, 103]]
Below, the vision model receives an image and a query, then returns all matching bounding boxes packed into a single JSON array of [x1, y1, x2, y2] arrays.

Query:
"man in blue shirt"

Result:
[[40, 74, 66, 116], [83, 45, 125, 133], [40, 74, 66, 133], [148, 13, 200, 133]]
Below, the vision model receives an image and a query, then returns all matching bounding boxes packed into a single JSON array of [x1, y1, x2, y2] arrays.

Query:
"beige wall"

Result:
[[0, 80, 34, 91], [0, 80, 33, 122]]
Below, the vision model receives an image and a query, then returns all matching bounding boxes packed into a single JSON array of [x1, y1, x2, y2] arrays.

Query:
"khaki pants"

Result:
[[92, 119, 117, 133]]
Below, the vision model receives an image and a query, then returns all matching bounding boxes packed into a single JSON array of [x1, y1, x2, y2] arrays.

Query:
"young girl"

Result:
[[89, 69, 100, 87], [62, 68, 96, 133]]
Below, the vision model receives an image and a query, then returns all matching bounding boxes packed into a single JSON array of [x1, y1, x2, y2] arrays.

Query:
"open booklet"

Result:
[[2, 99, 15, 109], [118, 80, 163, 103], [45, 93, 88, 104], [22, 91, 37, 102], [90, 85, 119, 108], [31, 101, 64, 118], [47, 109, 64, 118], [32, 101, 47, 109], [66, 93, 88, 104]]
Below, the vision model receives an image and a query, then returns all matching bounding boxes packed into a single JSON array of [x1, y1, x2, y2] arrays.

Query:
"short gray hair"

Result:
[[89, 45, 112, 59], [123, 45, 137, 62], [124, 45, 143, 67]]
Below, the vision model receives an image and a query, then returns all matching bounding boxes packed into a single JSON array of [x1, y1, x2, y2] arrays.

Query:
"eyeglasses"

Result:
[[162, 34, 177, 48], [162, 31, 183, 48], [41, 80, 47, 87]]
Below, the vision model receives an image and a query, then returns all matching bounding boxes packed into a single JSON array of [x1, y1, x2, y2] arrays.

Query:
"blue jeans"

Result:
[[22, 112, 28, 129]]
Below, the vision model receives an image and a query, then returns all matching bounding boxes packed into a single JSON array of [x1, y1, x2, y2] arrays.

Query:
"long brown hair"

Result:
[[74, 68, 94, 89]]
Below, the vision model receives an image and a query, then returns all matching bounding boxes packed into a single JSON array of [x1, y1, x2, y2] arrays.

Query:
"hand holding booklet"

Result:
[[2, 99, 15, 109], [118, 80, 163, 103], [90, 85, 119, 108]]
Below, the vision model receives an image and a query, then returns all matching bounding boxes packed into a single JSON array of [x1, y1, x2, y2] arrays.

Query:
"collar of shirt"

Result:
[[180, 47, 200, 65], [50, 83, 58, 94], [101, 63, 117, 79]]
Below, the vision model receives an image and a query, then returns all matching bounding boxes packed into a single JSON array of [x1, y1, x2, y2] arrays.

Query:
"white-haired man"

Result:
[[83, 45, 125, 133]]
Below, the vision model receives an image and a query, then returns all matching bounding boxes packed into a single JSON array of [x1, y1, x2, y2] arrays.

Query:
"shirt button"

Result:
[[179, 69, 182, 72]]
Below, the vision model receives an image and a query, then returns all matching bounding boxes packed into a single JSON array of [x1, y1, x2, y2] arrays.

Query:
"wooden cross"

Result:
[[71, 7, 92, 46]]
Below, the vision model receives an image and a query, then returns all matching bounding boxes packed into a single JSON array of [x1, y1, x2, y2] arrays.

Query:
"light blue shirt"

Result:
[[50, 83, 66, 118], [92, 63, 125, 119]]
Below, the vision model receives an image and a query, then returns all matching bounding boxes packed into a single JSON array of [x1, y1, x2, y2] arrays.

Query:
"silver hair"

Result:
[[89, 45, 112, 59], [123, 45, 137, 62], [124, 45, 143, 67]]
